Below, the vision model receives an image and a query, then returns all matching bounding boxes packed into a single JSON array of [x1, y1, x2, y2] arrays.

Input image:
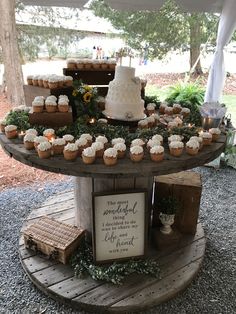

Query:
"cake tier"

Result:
[[106, 80, 142, 104], [104, 99, 145, 121], [114, 66, 135, 81]]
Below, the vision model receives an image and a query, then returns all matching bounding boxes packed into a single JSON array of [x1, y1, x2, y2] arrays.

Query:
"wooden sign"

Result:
[[92, 190, 148, 263]]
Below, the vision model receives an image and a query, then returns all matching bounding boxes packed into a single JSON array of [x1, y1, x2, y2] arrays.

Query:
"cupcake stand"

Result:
[[0, 132, 226, 313]]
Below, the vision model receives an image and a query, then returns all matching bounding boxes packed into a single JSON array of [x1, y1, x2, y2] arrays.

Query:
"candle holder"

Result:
[[201, 117, 222, 130], [18, 131, 26, 140]]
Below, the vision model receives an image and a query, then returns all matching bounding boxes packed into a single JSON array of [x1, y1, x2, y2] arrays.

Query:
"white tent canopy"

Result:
[[106, 0, 224, 12], [21, 0, 236, 103]]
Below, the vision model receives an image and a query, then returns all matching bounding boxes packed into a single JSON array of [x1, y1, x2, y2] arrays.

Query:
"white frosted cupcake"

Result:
[[63, 143, 78, 161], [47, 95, 57, 102], [26, 128, 38, 136], [32, 100, 44, 113], [147, 139, 161, 151], [186, 140, 199, 155], [111, 138, 125, 146], [209, 128, 221, 141], [63, 134, 74, 144], [32, 75, 39, 86], [34, 136, 48, 149], [173, 103, 182, 114], [169, 141, 184, 157], [96, 135, 108, 148], [5, 125, 18, 139], [82, 147, 96, 164], [131, 138, 145, 147], [130, 145, 144, 162], [91, 141, 105, 158], [151, 113, 160, 125], [152, 134, 163, 145], [146, 115, 155, 128], [67, 58, 77, 69], [24, 133, 36, 150], [80, 133, 93, 146], [168, 134, 182, 143], [27, 75, 33, 85], [37, 141, 52, 159], [103, 148, 118, 166], [159, 103, 167, 114], [48, 77, 58, 89], [138, 119, 148, 129], [75, 137, 90, 156], [146, 103, 156, 115], [59, 94, 69, 101], [34, 96, 45, 102], [52, 138, 66, 155], [181, 107, 190, 118], [45, 99, 57, 113], [165, 106, 174, 115], [43, 128, 55, 141], [150, 145, 164, 162], [190, 136, 203, 150], [0, 119, 7, 133], [200, 132, 212, 145], [173, 116, 183, 127], [58, 99, 69, 113], [113, 143, 126, 159], [65, 76, 73, 87]]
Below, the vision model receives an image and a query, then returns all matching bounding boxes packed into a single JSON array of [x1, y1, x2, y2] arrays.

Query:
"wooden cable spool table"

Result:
[[0, 132, 226, 313]]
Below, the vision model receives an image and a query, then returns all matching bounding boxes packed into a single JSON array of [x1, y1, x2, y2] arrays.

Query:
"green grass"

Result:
[[222, 95, 236, 127], [145, 84, 236, 127]]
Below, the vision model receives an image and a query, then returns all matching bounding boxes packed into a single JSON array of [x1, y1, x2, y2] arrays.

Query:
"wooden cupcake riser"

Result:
[[19, 190, 206, 314]]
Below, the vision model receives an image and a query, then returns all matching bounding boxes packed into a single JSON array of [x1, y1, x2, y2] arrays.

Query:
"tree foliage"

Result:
[[90, 0, 222, 71], [14, 2, 85, 62]]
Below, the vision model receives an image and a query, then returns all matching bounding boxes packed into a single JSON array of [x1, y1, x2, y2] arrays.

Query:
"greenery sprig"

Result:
[[157, 196, 179, 215], [5, 110, 30, 131], [71, 239, 160, 285]]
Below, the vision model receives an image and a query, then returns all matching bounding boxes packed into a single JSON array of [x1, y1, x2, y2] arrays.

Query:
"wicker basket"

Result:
[[23, 216, 85, 264]]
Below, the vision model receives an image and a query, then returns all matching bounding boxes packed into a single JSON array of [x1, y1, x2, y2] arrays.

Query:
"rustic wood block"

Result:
[[153, 171, 202, 234], [24, 85, 73, 107], [152, 228, 183, 250], [23, 216, 85, 264], [29, 108, 73, 127]]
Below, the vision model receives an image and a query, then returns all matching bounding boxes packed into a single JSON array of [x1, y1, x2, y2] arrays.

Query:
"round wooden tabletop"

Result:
[[0, 133, 226, 178]]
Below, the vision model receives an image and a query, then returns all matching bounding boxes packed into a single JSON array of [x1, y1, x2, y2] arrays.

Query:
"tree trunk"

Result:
[[0, 0, 25, 107], [189, 14, 203, 75]]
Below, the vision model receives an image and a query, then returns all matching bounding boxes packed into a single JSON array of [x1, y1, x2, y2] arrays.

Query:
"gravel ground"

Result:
[[0, 167, 235, 314]]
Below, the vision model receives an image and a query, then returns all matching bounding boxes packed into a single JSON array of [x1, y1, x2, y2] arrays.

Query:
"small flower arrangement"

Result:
[[72, 80, 101, 122]]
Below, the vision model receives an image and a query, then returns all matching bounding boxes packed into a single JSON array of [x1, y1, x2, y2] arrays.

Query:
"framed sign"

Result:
[[92, 189, 148, 264]]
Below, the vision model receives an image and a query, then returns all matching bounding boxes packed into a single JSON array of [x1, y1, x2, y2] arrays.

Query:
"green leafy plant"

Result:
[[72, 80, 101, 121], [144, 95, 161, 109], [165, 81, 205, 126], [157, 196, 179, 215], [71, 239, 160, 285], [5, 110, 30, 131]]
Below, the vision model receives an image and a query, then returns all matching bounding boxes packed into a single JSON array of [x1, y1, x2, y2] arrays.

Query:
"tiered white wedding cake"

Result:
[[103, 66, 145, 121]]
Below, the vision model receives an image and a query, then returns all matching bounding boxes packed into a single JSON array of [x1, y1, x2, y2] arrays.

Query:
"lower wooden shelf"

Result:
[[19, 190, 206, 313]]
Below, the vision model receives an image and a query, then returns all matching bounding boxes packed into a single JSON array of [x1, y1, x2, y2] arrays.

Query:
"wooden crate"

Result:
[[23, 216, 85, 264], [153, 171, 202, 234], [29, 108, 73, 127], [24, 85, 73, 107]]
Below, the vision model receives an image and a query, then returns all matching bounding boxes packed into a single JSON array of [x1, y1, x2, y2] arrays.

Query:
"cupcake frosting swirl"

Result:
[[104, 148, 118, 158], [169, 141, 184, 149], [130, 145, 143, 154], [150, 145, 164, 154], [38, 141, 51, 151], [64, 143, 78, 152]]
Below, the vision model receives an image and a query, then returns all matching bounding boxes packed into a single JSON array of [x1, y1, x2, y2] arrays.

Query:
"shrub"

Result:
[[165, 81, 205, 126]]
